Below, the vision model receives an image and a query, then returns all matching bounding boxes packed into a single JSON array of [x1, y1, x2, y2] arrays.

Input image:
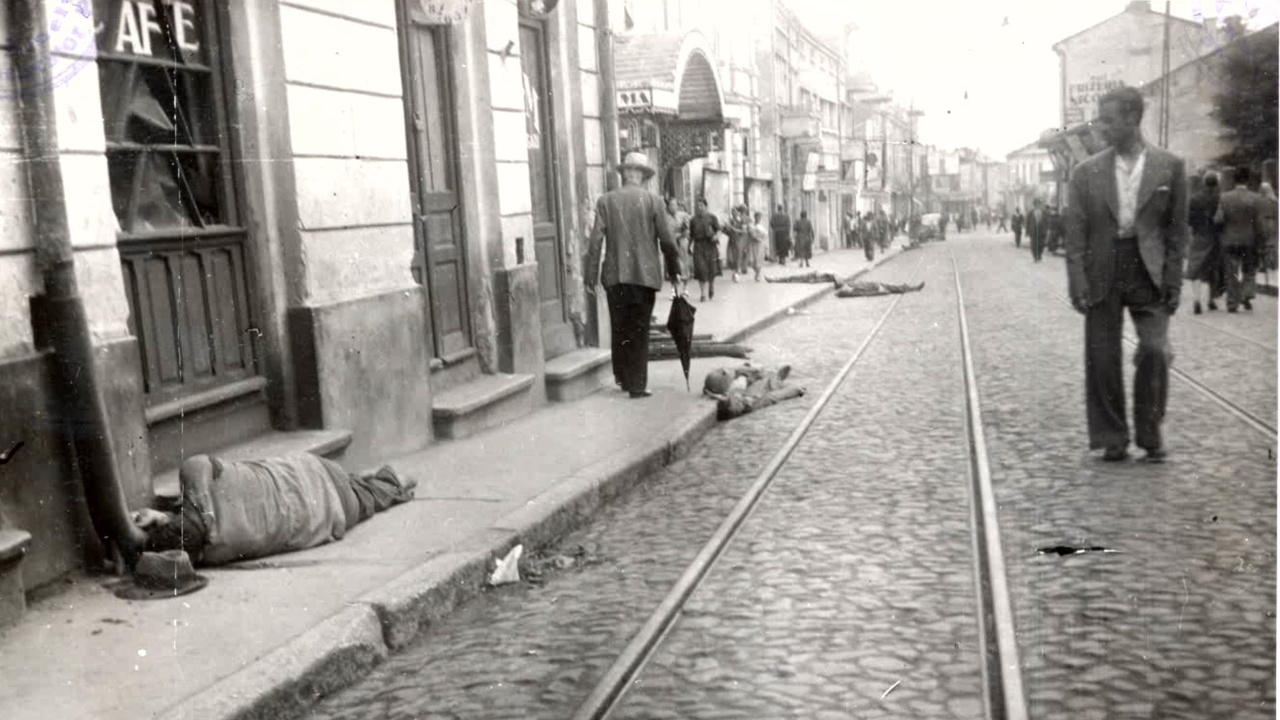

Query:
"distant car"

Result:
[[917, 213, 942, 241]]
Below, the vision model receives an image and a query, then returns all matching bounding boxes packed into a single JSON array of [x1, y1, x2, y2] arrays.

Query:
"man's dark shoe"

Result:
[[628, 390, 653, 399], [1102, 445, 1130, 462], [1243, 299, 1253, 311], [1193, 301, 1203, 315], [1143, 447, 1168, 463], [1208, 300, 1219, 311], [1228, 306, 1239, 313]]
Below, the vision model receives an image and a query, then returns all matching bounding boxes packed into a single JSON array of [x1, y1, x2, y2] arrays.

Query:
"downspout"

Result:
[[9, 0, 147, 570]]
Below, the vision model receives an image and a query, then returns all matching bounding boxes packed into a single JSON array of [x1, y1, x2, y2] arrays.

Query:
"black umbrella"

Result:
[[665, 295, 697, 391]]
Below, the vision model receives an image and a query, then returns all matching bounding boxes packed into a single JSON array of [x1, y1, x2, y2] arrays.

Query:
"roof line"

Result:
[[1052, 7, 1204, 51], [1140, 22, 1278, 92]]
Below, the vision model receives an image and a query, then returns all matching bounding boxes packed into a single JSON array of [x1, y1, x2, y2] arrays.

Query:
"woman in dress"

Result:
[[745, 211, 767, 281], [1185, 171, 1224, 314], [666, 197, 692, 296], [793, 211, 815, 268], [688, 198, 721, 301]]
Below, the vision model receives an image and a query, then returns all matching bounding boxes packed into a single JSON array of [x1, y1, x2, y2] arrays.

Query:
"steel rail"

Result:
[[1049, 292, 1277, 439], [1181, 314, 1276, 354], [569, 256, 927, 720], [950, 251, 1030, 720]]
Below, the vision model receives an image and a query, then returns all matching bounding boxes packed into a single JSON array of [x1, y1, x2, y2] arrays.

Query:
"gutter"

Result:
[[8, 0, 147, 570]]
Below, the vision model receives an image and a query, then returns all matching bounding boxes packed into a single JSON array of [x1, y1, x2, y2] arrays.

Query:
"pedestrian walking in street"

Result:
[[843, 210, 857, 249], [1260, 179, 1278, 279], [1047, 206, 1065, 254], [1026, 199, 1047, 261], [1011, 208, 1024, 247], [584, 151, 683, 398], [746, 211, 767, 281], [689, 197, 722, 301], [997, 211, 1009, 233], [862, 212, 876, 261], [770, 204, 792, 265], [1214, 165, 1267, 313], [939, 211, 950, 241], [666, 197, 692, 297], [1064, 86, 1188, 463], [1185, 171, 1224, 314], [793, 211, 815, 268]]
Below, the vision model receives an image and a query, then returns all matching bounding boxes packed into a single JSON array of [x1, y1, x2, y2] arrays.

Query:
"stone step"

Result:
[[432, 373, 536, 440], [0, 529, 32, 631], [152, 429, 353, 501], [544, 348, 612, 402]]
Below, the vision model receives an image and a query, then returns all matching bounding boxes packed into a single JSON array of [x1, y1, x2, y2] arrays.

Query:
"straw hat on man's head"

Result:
[[617, 150, 655, 180]]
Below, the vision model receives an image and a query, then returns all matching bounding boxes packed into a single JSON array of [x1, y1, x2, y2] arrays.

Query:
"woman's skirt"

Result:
[[692, 238, 720, 281], [794, 236, 813, 260], [1185, 231, 1223, 286]]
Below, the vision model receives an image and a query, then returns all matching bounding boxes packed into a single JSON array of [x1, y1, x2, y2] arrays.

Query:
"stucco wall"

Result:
[[1141, 49, 1232, 174]]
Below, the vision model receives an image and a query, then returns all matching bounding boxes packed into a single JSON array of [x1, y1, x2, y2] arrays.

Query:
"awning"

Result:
[[614, 31, 725, 121]]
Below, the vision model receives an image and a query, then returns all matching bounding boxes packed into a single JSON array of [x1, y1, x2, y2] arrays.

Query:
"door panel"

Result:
[[406, 23, 471, 359], [520, 21, 571, 354]]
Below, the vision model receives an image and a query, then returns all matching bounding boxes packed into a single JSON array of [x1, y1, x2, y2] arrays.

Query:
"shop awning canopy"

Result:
[[614, 30, 726, 121]]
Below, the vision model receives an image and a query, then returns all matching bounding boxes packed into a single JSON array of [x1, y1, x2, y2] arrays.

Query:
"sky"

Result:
[[783, 0, 1280, 158]]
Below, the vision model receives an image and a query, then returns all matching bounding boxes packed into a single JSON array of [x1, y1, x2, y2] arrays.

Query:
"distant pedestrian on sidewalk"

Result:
[[770, 204, 792, 265], [1064, 86, 1188, 463], [1185, 171, 1224, 314], [666, 197, 692, 297], [1026, 199, 1047, 261], [584, 151, 683, 398], [793, 211, 815, 268], [1011, 208, 1024, 247], [1214, 165, 1267, 312], [997, 211, 1008, 233], [746, 211, 767, 281], [689, 198, 722, 301], [724, 205, 744, 282]]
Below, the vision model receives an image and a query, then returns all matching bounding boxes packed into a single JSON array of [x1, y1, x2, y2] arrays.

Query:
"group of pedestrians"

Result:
[[1008, 201, 1066, 262], [664, 200, 818, 302], [839, 210, 897, 263], [1185, 165, 1278, 314]]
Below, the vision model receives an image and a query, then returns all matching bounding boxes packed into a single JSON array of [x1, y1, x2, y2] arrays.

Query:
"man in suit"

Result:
[[1215, 165, 1267, 312], [770, 204, 792, 265], [1065, 86, 1188, 463], [1011, 208, 1024, 247], [584, 151, 682, 398], [1025, 199, 1048, 261]]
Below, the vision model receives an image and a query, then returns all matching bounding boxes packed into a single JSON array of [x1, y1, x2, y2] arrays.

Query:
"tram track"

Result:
[[571, 250, 1028, 720]]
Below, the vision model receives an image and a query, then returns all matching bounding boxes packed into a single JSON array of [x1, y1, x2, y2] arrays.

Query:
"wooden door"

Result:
[[519, 21, 573, 356], [406, 24, 471, 360]]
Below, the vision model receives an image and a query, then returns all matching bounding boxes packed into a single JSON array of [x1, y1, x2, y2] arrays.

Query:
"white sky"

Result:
[[784, 0, 1280, 158]]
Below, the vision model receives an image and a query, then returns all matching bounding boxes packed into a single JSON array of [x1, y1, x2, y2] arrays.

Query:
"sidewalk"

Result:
[[0, 242, 905, 720]]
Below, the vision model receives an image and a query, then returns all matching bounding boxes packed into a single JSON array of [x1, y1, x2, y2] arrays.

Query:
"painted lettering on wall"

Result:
[[113, 0, 199, 57], [1067, 75, 1124, 109]]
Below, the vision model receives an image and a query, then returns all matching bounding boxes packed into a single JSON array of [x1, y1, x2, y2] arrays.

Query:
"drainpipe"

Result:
[[9, 0, 147, 570], [595, 0, 620, 193]]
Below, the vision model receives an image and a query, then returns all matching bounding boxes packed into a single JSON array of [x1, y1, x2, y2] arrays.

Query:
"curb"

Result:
[[723, 246, 909, 344], [158, 405, 719, 720], [1259, 283, 1277, 297]]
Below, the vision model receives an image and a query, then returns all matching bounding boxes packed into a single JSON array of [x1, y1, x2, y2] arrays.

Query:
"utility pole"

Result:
[[1160, 0, 1172, 147]]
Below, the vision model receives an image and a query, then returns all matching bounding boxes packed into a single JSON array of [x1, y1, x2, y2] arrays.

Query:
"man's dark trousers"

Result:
[[606, 283, 657, 393], [1014, 228, 1022, 248], [1222, 243, 1257, 309], [1030, 231, 1044, 261], [1084, 237, 1171, 452]]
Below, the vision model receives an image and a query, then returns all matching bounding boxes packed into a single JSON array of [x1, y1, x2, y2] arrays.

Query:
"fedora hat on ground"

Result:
[[114, 550, 209, 600], [617, 150, 656, 179]]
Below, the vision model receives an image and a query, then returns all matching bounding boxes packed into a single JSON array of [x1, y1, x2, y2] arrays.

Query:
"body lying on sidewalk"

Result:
[[703, 364, 806, 420], [134, 453, 415, 566], [835, 280, 925, 298]]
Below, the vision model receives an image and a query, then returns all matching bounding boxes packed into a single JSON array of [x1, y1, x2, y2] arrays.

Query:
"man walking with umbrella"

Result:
[[585, 151, 683, 398]]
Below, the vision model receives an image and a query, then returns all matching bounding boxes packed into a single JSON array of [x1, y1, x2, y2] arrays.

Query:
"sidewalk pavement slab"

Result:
[[0, 243, 906, 720]]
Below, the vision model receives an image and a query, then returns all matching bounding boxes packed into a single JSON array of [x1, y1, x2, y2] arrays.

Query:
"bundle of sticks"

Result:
[[647, 324, 751, 360]]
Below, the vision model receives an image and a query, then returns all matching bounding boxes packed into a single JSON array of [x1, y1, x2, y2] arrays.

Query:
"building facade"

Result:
[[1006, 141, 1059, 210], [0, 0, 617, 599]]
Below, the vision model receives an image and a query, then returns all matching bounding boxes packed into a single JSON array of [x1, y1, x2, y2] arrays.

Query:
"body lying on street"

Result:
[[703, 363, 806, 421], [133, 453, 416, 566]]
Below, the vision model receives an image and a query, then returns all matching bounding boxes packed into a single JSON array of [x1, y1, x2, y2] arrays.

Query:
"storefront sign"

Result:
[[107, 0, 200, 57]]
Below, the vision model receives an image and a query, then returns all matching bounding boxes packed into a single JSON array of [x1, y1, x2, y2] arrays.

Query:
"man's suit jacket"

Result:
[[1025, 209, 1046, 243], [584, 185, 679, 291], [1215, 187, 1266, 250], [1064, 146, 1190, 305]]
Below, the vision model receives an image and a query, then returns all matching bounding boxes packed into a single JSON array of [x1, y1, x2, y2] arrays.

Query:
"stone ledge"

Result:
[[152, 429, 353, 500], [431, 374, 535, 419], [544, 348, 612, 382]]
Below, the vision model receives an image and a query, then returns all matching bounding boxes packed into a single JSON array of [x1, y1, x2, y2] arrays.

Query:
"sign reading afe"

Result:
[[110, 0, 200, 56]]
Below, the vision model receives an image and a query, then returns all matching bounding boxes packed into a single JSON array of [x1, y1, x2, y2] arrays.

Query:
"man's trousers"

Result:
[[606, 283, 657, 393], [1222, 243, 1257, 309], [1084, 238, 1171, 452]]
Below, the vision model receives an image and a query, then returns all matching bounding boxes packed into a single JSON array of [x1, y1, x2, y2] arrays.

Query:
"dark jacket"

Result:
[[1215, 187, 1266, 250], [585, 185, 680, 290]]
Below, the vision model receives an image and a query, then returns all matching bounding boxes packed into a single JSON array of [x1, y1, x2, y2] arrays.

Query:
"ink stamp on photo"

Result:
[[3, 0, 96, 100]]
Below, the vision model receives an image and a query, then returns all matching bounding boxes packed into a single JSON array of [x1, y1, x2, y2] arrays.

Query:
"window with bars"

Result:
[[93, 0, 256, 403]]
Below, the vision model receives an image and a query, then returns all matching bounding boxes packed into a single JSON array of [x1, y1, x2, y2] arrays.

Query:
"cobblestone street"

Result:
[[307, 233, 1276, 720]]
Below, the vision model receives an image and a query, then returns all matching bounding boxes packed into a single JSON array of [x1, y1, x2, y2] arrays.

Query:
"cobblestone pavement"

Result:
[[955, 234, 1276, 720], [609, 248, 985, 719], [306, 253, 940, 720]]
